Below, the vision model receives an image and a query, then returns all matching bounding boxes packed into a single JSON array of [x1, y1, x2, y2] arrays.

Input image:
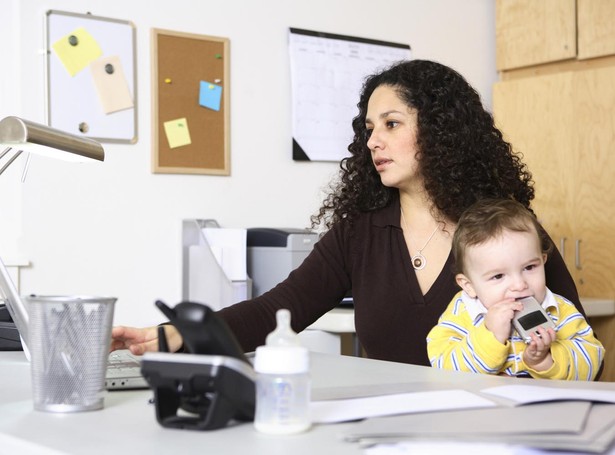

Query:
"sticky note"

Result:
[[90, 56, 133, 114], [52, 27, 103, 77], [163, 118, 192, 149], [199, 81, 222, 111]]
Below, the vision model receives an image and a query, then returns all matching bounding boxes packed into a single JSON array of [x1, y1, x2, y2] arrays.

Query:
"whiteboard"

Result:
[[46, 10, 137, 143]]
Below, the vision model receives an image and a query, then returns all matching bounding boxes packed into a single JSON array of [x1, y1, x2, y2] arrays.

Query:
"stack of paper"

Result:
[[338, 385, 615, 453]]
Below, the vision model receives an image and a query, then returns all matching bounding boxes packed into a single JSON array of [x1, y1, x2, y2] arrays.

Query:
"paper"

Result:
[[90, 56, 134, 114], [309, 389, 495, 424], [52, 27, 103, 77], [481, 384, 615, 405], [312, 382, 431, 401], [364, 441, 518, 455], [343, 401, 590, 441], [163, 118, 192, 149], [347, 403, 615, 453], [201, 228, 247, 281], [199, 81, 222, 111]]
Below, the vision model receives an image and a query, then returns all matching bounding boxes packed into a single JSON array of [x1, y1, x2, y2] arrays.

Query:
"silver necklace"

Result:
[[400, 207, 439, 271]]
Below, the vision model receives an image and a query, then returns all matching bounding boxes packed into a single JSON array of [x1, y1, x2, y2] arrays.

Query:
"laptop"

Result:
[[0, 256, 148, 390]]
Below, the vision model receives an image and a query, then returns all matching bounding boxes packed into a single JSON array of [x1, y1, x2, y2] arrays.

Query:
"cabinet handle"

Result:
[[559, 237, 566, 258], [575, 239, 582, 270]]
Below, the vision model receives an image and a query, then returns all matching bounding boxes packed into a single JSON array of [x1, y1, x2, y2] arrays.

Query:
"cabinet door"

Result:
[[572, 66, 615, 298], [496, 0, 576, 70], [493, 72, 576, 264], [494, 68, 615, 298], [577, 0, 615, 60]]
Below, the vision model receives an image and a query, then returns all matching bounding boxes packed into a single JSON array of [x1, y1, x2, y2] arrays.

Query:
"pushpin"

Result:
[[214, 78, 221, 83], [78, 122, 89, 134], [208, 84, 214, 90], [215, 53, 222, 59], [164, 78, 172, 84]]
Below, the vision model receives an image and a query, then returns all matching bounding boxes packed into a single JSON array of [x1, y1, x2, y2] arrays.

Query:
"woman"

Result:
[[112, 60, 583, 366]]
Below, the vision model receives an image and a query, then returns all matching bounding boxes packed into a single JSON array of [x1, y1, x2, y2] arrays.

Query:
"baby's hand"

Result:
[[523, 327, 556, 371], [484, 298, 523, 344]]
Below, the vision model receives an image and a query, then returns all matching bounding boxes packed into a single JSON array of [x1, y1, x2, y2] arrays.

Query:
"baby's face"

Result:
[[460, 228, 547, 308]]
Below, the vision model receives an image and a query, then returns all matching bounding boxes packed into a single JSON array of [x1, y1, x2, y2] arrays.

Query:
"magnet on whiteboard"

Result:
[[68, 35, 79, 46]]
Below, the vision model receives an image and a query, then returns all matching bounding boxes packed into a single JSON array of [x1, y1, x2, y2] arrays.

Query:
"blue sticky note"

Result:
[[199, 81, 222, 111]]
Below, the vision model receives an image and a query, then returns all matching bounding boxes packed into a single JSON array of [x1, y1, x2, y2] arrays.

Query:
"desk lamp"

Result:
[[0, 116, 105, 350], [0, 116, 104, 177]]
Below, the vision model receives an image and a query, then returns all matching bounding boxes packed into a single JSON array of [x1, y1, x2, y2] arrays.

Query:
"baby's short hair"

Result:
[[453, 198, 552, 274]]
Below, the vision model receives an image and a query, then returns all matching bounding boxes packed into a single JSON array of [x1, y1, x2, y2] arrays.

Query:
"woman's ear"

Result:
[[456, 273, 477, 298]]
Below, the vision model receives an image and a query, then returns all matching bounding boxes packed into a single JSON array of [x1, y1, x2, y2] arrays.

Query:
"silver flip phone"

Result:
[[512, 296, 555, 343]]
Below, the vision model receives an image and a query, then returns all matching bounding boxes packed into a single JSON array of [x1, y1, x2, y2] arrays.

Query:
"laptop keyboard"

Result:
[[106, 350, 141, 377]]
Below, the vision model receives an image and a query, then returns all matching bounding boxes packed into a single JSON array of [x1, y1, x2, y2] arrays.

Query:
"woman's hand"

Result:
[[110, 324, 183, 355]]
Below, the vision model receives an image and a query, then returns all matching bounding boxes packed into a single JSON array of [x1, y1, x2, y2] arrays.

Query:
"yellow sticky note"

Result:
[[52, 27, 103, 77], [163, 118, 192, 149]]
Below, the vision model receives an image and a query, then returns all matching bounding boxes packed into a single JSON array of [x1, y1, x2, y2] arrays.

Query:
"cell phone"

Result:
[[512, 296, 555, 343]]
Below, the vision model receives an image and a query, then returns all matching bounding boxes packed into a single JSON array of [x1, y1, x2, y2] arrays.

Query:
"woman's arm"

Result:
[[217, 222, 352, 352]]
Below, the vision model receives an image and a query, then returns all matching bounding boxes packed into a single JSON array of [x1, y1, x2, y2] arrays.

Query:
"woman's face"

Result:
[[365, 85, 421, 191]]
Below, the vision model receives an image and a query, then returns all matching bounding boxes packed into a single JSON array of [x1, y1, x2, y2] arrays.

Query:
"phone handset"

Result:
[[154, 300, 248, 362]]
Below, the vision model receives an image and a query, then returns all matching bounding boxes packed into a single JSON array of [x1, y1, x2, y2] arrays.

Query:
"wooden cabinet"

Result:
[[495, 0, 576, 70], [496, 0, 615, 382], [578, 0, 615, 59], [493, 72, 574, 251], [496, 0, 615, 69], [493, 67, 615, 299], [493, 66, 615, 380]]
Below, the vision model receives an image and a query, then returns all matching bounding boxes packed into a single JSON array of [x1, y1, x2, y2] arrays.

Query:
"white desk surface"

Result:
[[2, 351, 615, 454]]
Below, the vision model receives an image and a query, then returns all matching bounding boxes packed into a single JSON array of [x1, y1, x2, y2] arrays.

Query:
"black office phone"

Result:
[[140, 300, 255, 431]]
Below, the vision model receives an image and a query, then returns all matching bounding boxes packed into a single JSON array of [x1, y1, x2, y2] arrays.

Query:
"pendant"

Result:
[[411, 253, 426, 270]]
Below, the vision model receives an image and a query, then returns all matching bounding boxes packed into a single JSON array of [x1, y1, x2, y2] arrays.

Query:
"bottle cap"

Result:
[[254, 309, 309, 374]]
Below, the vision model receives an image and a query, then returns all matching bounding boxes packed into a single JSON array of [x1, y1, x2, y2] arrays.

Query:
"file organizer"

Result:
[[181, 219, 252, 311]]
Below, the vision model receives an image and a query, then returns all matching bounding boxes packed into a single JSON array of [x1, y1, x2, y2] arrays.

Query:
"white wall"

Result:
[[0, 0, 24, 262], [1, 0, 497, 326]]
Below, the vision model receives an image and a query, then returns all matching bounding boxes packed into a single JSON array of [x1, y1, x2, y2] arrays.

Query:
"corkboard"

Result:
[[152, 29, 230, 175]]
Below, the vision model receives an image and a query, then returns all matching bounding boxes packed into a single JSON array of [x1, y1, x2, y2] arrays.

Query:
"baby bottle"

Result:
[[253, 309, 311, 434]]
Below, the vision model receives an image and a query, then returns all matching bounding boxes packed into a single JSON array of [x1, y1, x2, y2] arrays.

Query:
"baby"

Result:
[[427, 198, 604, 380]]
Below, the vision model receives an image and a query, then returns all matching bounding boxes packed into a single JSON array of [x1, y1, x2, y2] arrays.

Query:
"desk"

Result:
[[2, 351, 615, 454]]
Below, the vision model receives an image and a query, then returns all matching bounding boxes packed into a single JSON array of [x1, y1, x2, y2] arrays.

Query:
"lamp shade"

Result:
[[0, 116, 104, 163]]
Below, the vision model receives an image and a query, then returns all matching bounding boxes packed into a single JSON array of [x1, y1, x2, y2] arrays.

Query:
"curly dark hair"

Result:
[[311, 59, 534, 230]]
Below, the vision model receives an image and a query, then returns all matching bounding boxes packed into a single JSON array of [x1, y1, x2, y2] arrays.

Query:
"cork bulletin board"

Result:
[[152, 29, 230, 175]]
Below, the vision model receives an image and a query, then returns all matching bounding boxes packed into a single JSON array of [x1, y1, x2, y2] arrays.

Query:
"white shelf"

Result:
[[308, 308, 355, 333], [582, 297, 615, 317]]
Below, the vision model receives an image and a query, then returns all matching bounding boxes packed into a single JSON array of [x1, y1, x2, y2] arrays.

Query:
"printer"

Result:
[[246, 228, 319, 297]]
